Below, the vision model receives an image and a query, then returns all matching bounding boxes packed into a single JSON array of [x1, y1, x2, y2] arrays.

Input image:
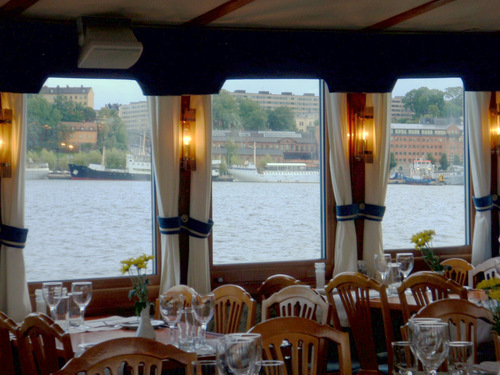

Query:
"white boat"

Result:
[[437, 166, 465, 185], [26, 159, 49, 180], [228, 162, 319, 183]]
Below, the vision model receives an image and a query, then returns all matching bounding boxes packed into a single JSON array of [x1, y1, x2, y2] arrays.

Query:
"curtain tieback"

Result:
[[473, 195, 496, 212], [158, 215, 214, 238], [0, 224, 29, 248], [336, 203, 385, 222]]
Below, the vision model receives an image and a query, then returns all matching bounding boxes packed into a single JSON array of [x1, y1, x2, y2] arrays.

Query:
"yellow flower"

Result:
[[119, 253, 155, 315], [477, 277, 500, 291]]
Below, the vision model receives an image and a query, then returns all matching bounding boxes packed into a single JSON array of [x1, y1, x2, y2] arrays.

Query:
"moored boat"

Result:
[[228, 162, 319, 183], [68, 154, 151, 181], [26, 159, 49, 180]]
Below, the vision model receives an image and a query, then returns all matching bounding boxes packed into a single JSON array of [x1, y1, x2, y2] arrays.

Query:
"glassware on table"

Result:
[[71, 281, 93, 329], [397, 253, 414, 280], [225, 333, 263, 375], [193, 360, 222, 375], [411, 321, 450, 375], [447, 341, 473, 375], [225, 336, 260, 375], [357, 260, 368, 276], [256, 360, 285, 375], [159, 294, 184, 346], [192, 292, 216, 353], [387, 262, 403, 295], [374, 253, 391, 284], [178, 307, 197, 352], [42, 281, 63, 320], [392, 341, 417, 375]]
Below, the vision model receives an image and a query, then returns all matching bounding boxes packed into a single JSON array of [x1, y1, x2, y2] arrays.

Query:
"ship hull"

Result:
[[228, 166, 319, 183], [68, 164, 150, 181]]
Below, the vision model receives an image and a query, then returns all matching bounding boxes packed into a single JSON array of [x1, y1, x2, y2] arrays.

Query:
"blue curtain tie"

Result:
[[158, 215, 214, 238], [0, 224, 28, 248], [473, 195, 495, 212], [336, 203, 385, 222]]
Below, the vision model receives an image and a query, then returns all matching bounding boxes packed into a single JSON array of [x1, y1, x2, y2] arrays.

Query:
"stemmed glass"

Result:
[[193, 292, 216, 352], [397, 253, 414, 280], [374, 253, 391, 284], [42, 282, 63, 320], [225, 336, 259, 375], [71, 281, 92, 329], [411, 321, 450, 375], [159, 294, 184, 346]]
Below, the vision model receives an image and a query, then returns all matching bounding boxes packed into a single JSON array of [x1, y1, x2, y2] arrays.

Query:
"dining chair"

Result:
[[397, 271, 468, 322], [256, 274, 305, 302], [468, 257, 500, 288], [441, 258, 474, 286], [249, 316, 352, 375], [212, 284, 256, 333], [17, 312, 74, 375], [53, 337, 197, 375], [154, 284, 197, 319], [325, 271, 394, 375], [261, 284, 330, 324], [412, 298, 493, 363], [0, 311, 20, 375]]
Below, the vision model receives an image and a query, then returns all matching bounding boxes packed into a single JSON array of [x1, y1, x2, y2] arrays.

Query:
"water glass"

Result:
[[42, 281, 63, 320], [193, 360, 221, 375], [256, 360, 285, 375], [387, 262, 403, 295], [71, 281, 92, 329], [392, 341, 417, 375], [159, 294, 184, 345], [178, 308, 197, 352], [357, 260, 368, 275], [397, 253, 414, 279], [54, 294, 70, 331], [193, 292, 215, 352], [374, 253, 391, 284], [447, 341, 473, 375], [411, 321, 450, 375], [225, 337, 259, 375]]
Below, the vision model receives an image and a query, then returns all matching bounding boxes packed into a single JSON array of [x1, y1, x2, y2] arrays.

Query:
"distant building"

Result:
[[295, 113, 319, 132], [39, 85, 95, 108], [61, 121, 98, 151], [391, 96, 415, 122], [118, 101, 151, 153]]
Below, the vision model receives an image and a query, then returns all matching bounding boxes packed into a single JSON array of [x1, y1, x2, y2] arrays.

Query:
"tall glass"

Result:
[[193, 292, 216, 352], [411, 321, 450, 375], [225, 336, 260, 375], [397, 253, 414, 280], [159, 294, 184, 345], [71, 281, 92, 329], [374, 253, 391, 284], [42, 281, 63, 320]]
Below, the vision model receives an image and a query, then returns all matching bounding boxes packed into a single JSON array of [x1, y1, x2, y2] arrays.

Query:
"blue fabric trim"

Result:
[[158, 216, 213, 238], [336, 204, 359, 221], [336, 203, 385, 222], [473, 195, 494, 212], [1, 224, 28, 249]]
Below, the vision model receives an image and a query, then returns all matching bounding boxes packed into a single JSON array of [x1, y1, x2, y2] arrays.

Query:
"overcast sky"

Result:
[[45, 76, 464, 110]]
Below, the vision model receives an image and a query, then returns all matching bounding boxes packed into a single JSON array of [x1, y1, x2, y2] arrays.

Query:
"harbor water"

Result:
[[24, 180, 465, 282]]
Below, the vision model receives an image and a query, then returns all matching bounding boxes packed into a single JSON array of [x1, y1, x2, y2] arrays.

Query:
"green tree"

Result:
[[237, 98, 268, 130], [453, 154, 462, 165], [389, 152, 397, 170], [442, 86, 463, 118], [426, 152, 436, 166], [213, 90, 240, 129], [439, 153, 449, 171], [97, 108, 129, 150], [104, 148, 127, 169], [402, 87, 445, 119], [53, 96, 85, 122], [224, 139, 239, 166], [257, 154, 273, 173], [268, 106, 296, 131], [27, 95, 62, 151]]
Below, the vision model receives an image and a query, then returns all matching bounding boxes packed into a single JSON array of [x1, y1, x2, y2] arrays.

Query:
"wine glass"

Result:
[[225, 337, 259, 375], [397, 253, 414, 280], [193, 360, 221, 375], [71, 281, 92, 329], [411, 321, 450, 375], [192, 292, 216, 352], [374, 253, 391, 284], [392, 341, 417, 375], [256, 360, 285, 375], [159, 294, 184, 345], [42, 282, 63, 320]]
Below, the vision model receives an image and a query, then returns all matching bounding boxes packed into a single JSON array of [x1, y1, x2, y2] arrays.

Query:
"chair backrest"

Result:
[[468, 257, 500, 288], [154, 284, 197, 319], [261, 284, 330, 324], [249, 317, 351, 375], [53, 337, 197, 375], [0, 311, 19, 375], [325, 271, 394, 374], [413, 299, 493, 363], [17, 313, 74, 375], [441, 258, 474, 286], [257, 274, 304, 301], [212, 284, 256, 333]]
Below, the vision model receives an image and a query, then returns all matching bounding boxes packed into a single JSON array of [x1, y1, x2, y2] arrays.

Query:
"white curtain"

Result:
[[324, 86, 357, 275], [0, 93, 31, 321], [148, 96, 181, 292], [466, 91, 492, 265], [363, 93, 391, 277]]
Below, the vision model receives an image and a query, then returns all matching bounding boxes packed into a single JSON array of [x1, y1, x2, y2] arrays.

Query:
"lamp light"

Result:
[[354, 106, 374, 163], [0, 108, 12, 178], [181, 97, 196, 171], [490, 92, 500, 150]]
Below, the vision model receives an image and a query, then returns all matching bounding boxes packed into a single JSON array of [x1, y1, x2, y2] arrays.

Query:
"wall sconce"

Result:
[[0, 108, 12, 178], [354, 106, 374, 163], [490, 92, 500, 150], [181, 97, 196, 171]]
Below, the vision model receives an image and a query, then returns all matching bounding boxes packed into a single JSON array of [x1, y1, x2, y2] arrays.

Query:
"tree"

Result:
[[389, 152, 397, 170], [224, 139, 239, 166], [97, 108, 129, 150], [237, 98, 268, 130], [402, 87, 445, 119], [442, 86, 463, 118], [268, 106, 296, 131], [439, 153, 449, 171], [213, 90, 240, 129], [426, 152, 436, 166], [27, 95, 62, 150], [257, 154, 273, 172], [453, 154, 462, 165]]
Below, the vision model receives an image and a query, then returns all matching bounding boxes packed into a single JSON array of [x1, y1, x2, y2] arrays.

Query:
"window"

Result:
[[25, 78, 154, 282]]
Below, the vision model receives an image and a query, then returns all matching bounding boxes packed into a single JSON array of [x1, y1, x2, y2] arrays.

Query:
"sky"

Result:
[[45, 76, 464, 110]]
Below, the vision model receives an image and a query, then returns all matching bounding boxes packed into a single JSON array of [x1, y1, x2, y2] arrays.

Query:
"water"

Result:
[[24, 180, 465, 282]]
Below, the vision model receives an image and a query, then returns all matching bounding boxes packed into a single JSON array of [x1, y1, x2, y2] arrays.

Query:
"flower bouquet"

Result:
[[411, 229, 448, 272], [476, 277, 500, 335], [120, 253, 155, 316]]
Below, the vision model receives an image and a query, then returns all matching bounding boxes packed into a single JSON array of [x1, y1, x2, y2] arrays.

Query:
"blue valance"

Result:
[[473, 194, 497, 212], [0, 224, 28, 248], [336, 203, 386, 222], [158, 215, 214, 238]]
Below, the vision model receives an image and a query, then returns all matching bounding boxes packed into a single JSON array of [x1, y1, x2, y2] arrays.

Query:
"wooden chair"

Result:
[[261, 284, 330, 324], [397, 271, 468, 323], [212, 284, 256, 333], [53, 337, 197, 375], [468, 257, 500, 288], [17, 313, 74, 375], [257, 274, 304, 301], [0, 311, 19, 375], [441, 258, 474, 286], [249, 317, 352, 375], [412, 299, 493, 363], [154, 284, 197, 319], [325, 272, 394, 375]]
